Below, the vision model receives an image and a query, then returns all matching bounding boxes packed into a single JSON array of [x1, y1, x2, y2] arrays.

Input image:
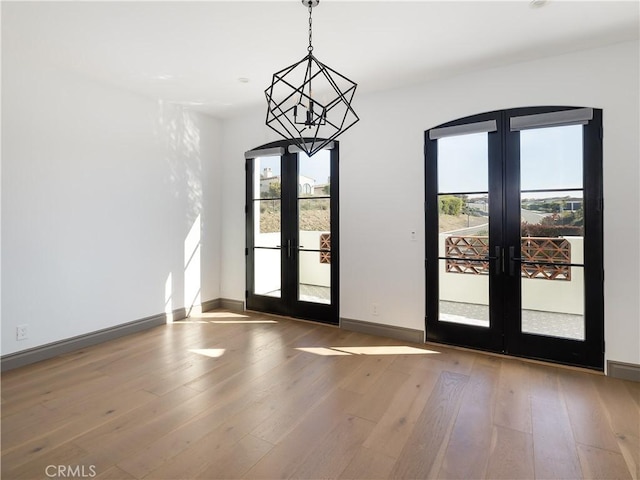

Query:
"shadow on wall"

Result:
[[155, 101, 204, 321]]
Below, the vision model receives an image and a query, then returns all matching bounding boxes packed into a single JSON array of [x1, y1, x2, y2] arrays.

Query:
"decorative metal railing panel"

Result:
[[445, 236, 490, 274], [445, 236, 572, 280], [521, 237, 571, 280], [320, 233, 331, 264]]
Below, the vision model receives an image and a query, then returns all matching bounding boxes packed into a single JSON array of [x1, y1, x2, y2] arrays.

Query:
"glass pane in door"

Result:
[[253, 156, 282, 297], [254, 249, 282, 297], [298, 150, 331, 304], [437, 133, 490, 327], [519, 125, 585, 340]]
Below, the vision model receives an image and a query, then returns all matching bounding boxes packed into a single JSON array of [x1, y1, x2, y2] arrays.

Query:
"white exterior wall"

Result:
[[221, 41, 640, 367], [299, 231, 331, 287], [439, 236, 584, 315], [252, 231, 331, 294]]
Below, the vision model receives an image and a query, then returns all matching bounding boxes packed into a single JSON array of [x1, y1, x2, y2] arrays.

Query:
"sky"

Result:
[[256, 124, 583, 195], [438, 124, 583, 194]]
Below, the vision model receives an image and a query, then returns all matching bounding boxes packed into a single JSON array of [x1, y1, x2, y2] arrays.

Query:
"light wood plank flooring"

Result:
[[2, 309, 638, 479]]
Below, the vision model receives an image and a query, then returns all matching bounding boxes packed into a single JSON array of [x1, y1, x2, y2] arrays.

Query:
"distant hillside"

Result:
[[439, 214, 487, 233], [260, 209, 330, 233]]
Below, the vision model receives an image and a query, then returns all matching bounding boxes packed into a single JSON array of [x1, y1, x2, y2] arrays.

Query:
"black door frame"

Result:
[[425, 110, 505, 353], [245, 139, 340, 325], [425, 107, 604, 370]]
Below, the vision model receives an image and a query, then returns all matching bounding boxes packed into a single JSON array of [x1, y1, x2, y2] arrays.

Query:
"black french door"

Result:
[[425, 107, 604, 370], [245, 140, 339, 325]]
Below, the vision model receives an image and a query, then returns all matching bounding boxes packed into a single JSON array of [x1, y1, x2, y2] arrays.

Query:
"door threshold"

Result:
[[425, 340, 604, 375], [244, 309, 340, 328]]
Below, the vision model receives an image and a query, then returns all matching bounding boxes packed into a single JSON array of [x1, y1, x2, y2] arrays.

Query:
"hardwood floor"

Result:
[[2, 309, 638, 479]]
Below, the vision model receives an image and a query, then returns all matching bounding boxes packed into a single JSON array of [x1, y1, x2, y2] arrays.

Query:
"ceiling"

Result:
[[3, 1, 638, 118]]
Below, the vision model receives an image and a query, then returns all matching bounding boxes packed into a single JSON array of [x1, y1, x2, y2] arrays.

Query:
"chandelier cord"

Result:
[[307, 2, 313, 52]]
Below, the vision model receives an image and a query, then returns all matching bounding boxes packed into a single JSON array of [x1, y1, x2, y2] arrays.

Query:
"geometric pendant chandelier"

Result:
[[265, 0, 359, 157]]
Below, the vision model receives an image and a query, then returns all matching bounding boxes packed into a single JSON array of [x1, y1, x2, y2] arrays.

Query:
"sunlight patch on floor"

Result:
[[189, 348, 226, 358], [334, 346, 439, 355], [173, 311, 278, 325], [197, 312, 251, 319], [209, 320, 279, 324], [296, 347, 351, 356], [296, 345, 440, 356]]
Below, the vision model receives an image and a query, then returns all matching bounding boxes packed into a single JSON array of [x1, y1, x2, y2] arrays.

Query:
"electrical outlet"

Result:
[[410, 230, 417, 241], [372, 303, 379, 316], [16, 324, 28, 341]]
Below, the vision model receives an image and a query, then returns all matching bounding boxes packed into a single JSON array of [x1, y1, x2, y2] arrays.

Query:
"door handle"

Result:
[[509, 246, 520, 276], [483, 246, 502, 275], [276, 240, 292, 258]]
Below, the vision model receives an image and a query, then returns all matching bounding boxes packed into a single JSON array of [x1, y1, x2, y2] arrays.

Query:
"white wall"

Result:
[[1, 53, 223, 356], [220, 40, 640, 367]]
